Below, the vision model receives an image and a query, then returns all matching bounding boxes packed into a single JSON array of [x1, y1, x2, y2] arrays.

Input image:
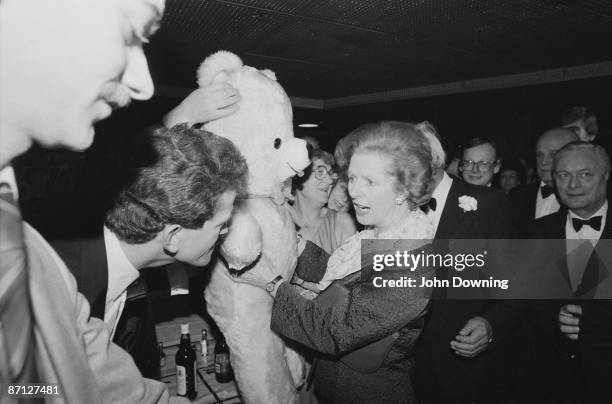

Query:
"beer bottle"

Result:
[[214, 334, 233, 383], [175, 324, 197, 399]]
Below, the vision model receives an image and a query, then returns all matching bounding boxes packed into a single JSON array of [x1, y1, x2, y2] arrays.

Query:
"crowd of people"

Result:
[[1, 1, 610, 404]]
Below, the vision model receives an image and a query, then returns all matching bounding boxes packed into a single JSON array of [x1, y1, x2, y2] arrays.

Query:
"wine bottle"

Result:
[[214, 334, 233, 383], [175, 324, 197, 399]]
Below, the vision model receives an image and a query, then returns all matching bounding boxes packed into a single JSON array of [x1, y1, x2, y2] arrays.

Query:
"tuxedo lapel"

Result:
[[81, 238, 108, 319], [600, 214, 612, 239], [576, 208, 612, 297], [53, 236, 109, 321], [527, 182, 539, 219], [435, 180, 462, 239]]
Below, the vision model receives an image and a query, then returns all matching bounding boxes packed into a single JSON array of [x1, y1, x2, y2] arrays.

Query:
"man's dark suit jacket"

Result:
[[53, 236, 161, 379], [526, 209, 612, 403], [416, 179, 525, 403], [53, 237, 108, 319], [508, 182, 541, 237]]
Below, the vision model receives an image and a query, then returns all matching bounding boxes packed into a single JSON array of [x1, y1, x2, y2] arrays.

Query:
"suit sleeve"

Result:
[[489, 191, 519, 238], [271, 269, 431, 356], [479, 191, 526, 344]]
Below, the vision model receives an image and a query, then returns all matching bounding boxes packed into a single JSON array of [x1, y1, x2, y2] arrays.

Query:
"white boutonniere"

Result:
[[458, 195, 478, 212]]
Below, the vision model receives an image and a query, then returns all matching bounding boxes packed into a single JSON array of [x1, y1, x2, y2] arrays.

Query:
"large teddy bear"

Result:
[[199, 51, 310, 404]]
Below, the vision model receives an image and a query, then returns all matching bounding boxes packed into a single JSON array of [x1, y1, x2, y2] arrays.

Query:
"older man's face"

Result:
[[0, 0, 163, 151], [554, 148, 609, 218]]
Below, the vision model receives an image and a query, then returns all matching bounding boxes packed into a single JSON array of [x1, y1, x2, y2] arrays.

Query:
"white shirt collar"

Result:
[[0, 166, 19, 200], [432, 171, 453, 204], [103, 226, 140, 303], [565, 200, 608, 242], [428, 172, 453, 234], [568, 200, 608, 222]]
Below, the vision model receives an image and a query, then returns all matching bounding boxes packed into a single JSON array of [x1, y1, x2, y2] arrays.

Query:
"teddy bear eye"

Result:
[[274, 138, 282, 149]]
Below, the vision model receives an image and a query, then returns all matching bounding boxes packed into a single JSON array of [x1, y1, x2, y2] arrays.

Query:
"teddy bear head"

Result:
[[199, 51, 309, 198]]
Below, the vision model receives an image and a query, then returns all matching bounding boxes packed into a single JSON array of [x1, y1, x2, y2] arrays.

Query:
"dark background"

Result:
[[13, 0, 612, 239]]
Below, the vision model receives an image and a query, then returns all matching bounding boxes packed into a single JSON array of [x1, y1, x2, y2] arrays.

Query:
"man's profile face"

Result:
[[461, 143, 499, 187], [175, 191, 237, 267], [0, 0, 164, 151], [554, 148, 609, 218]]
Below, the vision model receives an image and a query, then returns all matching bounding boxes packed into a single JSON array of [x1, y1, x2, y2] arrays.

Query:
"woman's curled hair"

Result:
[[349, 121, 435, 208]]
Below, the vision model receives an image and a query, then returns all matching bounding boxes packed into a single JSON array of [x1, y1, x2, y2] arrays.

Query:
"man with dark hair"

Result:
[[55, 125, 248, 376], [460, 137, 500, 187], [415, 124, 524, 403]]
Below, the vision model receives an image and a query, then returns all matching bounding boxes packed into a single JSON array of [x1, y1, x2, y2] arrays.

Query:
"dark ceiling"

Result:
[[147, 0, 612, 101], [13, 0, 612, 239]]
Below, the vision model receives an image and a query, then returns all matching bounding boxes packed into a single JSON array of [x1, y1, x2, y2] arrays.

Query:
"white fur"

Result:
[[199, 51, 310, 404], [197, 50, 243, 86]]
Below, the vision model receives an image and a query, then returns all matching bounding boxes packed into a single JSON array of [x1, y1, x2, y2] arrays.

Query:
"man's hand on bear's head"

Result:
[[163, 83, 241, 127]]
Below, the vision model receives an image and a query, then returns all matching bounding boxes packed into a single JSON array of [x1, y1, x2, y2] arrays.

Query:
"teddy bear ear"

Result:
[[197, 50, 243, 86], [260, 69, 277, 81]]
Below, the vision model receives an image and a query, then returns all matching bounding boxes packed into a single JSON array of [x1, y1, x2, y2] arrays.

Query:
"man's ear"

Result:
[[493, 160, 501, 174], [162, 224, 182, 257]]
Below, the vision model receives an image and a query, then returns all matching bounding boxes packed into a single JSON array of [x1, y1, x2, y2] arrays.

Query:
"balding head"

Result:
[[535, 127, 578, 186], [553, 141, 609, 218]]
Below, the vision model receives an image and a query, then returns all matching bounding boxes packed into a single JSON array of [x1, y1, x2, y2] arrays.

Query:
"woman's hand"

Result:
[[163, 83, 241, 127]]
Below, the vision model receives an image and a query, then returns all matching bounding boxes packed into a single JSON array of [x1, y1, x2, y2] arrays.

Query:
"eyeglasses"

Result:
[[461, 160, 497, 171], [312, 165, 336, 180]]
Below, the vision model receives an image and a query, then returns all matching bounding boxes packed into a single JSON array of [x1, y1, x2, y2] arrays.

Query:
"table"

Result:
[[157, 315, 242, 403]]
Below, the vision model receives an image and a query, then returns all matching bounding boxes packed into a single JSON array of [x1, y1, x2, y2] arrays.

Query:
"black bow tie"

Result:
[[421, 198, 437, 213], [541, 185, 555, 199], [572, 216, 602, 232]]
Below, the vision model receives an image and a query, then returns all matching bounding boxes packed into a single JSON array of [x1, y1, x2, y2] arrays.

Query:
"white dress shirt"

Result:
[[565, 201, 607, 291], [103, 226, 140, 339], [535, 181, 561, 219], [427, 171, 453, 236]]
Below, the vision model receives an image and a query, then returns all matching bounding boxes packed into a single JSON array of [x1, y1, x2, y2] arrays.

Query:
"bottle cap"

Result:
[[181, 323, 189, 334]]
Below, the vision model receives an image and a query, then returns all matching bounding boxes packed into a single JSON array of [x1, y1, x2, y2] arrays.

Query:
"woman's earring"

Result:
[[395, 198, 403, 206]]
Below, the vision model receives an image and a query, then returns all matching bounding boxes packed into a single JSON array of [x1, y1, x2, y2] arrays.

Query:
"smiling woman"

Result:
[[286, 149, 357, 291], [235, 121, 438, 404]]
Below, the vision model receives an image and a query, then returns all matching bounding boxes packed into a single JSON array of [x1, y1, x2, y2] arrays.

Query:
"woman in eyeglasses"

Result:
[[286, 148, 357, 295]]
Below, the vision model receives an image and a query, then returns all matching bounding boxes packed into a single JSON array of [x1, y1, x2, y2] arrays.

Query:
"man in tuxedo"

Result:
[[460, 137, 500, 187], [510, 127, 578, 236], [416, 123, 523, 403], [533, 141, 611, 402]]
